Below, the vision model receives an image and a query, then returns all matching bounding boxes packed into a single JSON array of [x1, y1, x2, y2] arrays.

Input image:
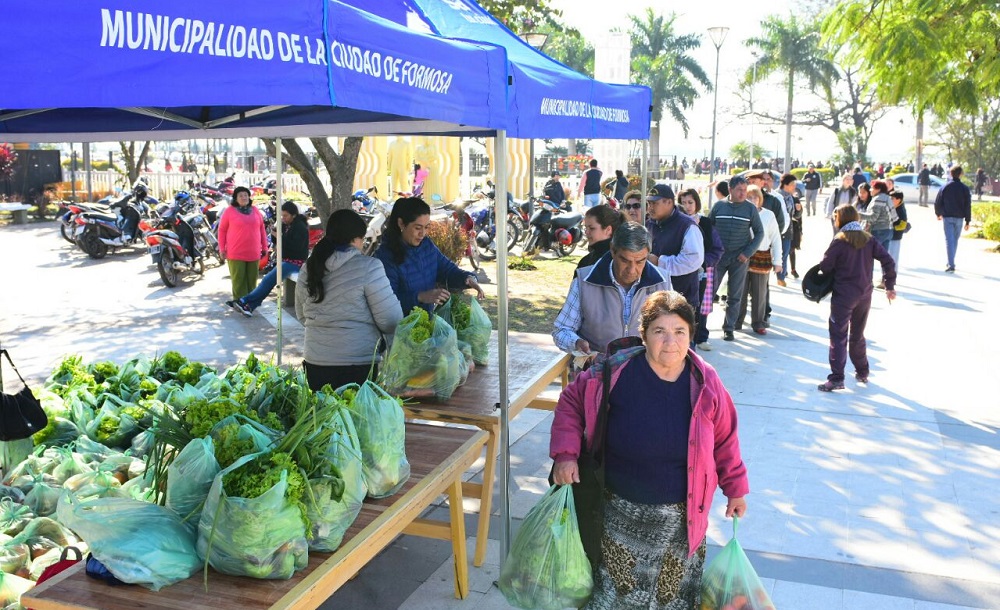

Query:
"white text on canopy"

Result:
[[99, 9, 453, 95]]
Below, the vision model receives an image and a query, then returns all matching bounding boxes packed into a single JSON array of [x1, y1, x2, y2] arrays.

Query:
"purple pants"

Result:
[[827, 295, 871, 382]]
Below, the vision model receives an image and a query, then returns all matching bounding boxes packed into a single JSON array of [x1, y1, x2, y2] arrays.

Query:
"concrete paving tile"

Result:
[[770, 580, 843, 610], [913, 601, 990, 610], [843, 589, 916, 609]]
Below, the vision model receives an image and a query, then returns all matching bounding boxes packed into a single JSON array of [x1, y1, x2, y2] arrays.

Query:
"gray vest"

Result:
[[577, 263, 671, 354]]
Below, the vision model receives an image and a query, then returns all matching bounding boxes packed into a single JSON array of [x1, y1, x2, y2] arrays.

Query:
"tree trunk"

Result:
[[262, 138, 332, 222], [915, 109, 924, 169], [784, 70, 794, 173], [312, 137, 363, 224], [119, 141, 152, 186]]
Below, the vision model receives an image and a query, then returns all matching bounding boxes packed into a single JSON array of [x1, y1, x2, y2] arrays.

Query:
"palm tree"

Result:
[[745, 16, 837, 171], [628, 9, 711, 172]]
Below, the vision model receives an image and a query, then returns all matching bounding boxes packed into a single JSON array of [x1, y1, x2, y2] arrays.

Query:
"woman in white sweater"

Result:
[[295, 209, 404, 391], [738, 185, 782, 335]]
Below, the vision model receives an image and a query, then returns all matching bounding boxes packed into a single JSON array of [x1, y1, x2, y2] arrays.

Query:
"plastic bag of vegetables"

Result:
[[196, 451, 309, 580], [340, 382, 410, 499], [305, 410, 366, 552], [0, 571, 33, 606], [62, 470, 124, 501], [438, 294, 492, 365], [380, 308, 465, 400], [56, 494, 201, 591], [166, 437, 221, 527], [23, 481, 60, 517], [83, 396, 144, 449], [498, 485, 592, 610], [0, 533, 30, 575], [700, 518, 775, 610]]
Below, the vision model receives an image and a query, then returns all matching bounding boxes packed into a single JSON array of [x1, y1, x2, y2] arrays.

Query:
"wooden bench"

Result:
[[402, 331, 571, 567], [22, 423, 488, 610], [0, 203, 31, 224]]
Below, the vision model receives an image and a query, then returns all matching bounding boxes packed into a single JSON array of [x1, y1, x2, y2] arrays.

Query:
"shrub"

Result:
[[427, 219, 468, 263], [886, 165, 907, 177], [971, 202, 1000, 225], [983, 218, 1000, 242]]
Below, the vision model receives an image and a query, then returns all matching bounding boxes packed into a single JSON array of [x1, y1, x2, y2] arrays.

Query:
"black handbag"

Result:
[[549, 336, 642, 570], [0, 349, 48, 442]]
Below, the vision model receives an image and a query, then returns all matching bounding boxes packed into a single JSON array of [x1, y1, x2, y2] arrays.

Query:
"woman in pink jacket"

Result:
[[551, 290, 749, 609], [217, 186, 268, 301]]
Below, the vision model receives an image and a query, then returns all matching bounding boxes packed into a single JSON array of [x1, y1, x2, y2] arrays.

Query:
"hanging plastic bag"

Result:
[[166, 437, 221, 527], [56, 494, 200, 591], [498, 485, 593, 610], [380, 308, 464, 400], [342, 382, 410, 499], [305, 410, 366, 552], [700, 518, 776, 610], [438, 294, 492, 365], [196, 452, 308, 580]]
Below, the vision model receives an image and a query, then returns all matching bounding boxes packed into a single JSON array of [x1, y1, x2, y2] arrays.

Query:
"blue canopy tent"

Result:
[[2, 0, 651, 568]]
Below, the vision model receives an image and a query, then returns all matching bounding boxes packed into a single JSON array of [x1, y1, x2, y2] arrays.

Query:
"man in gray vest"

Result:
[[552, 222, 671, 355]]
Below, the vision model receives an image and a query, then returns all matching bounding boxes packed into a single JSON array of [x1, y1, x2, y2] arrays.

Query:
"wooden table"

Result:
[[23, 424, 487, 610], [402, 331, 571, 567]]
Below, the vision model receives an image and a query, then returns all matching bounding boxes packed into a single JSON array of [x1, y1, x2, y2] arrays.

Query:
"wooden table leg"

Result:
[[448, 477, 470, 599], [473, 423, 499, 567]]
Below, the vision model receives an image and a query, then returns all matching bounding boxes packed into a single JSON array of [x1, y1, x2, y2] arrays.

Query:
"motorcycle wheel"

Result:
[[59, 222, 76, 244], [557, 240, 578, 257], [158, 248, 180, 287], [194, 257, 206, 276], [83, 231, 108, 259], [504, 220, 520, 252], [476, 236, 497, 261]]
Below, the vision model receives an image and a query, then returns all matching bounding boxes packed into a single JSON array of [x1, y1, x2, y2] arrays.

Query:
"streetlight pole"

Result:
[[748, 51, 758, 168], [707, 27, 729, 183]]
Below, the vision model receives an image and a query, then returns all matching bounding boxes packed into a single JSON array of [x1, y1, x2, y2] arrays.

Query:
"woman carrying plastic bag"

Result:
[[499, 485, 593, 610], [700, 518, 775, 610]]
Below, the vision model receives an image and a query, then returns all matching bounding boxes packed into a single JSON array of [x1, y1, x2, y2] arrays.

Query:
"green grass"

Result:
[[474, 253, 581, 334]]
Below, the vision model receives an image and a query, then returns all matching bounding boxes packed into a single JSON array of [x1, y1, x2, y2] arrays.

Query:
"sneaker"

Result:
[[236, 300, 253, 318], [777, 279, 787, 287], [817, 380, 845, 392], [875, 282, 885, 290], [697, 341, 712, 351], [224, 300, 236, 310], [855, 373, 869, 383], [754, 327, 767, 335], [723, 331, 735, 342], [791, 270, 799, 279], [945, 266, 955, 273]]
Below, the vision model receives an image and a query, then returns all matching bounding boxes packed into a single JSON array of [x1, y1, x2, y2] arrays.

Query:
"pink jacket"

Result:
[[549, 347, 749, 557], [218, 205, 267, 262]]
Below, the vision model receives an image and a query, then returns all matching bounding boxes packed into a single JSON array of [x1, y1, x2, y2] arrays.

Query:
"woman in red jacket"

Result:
[[550, 290, 748, 608], [218, 186, 268, 301], [817, 205, 896, 391]]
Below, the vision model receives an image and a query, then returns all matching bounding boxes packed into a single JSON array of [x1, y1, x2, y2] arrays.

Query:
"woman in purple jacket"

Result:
[[551, 290, 748, 609], [817, 205, 897, 391]]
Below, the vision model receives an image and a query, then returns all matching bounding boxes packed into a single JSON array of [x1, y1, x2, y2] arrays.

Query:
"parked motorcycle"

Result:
[[145, 193, 213, 287], [352, 186, 380, 214], [465, 188, 520, 261], [56, 201, 111, 243], [74, 186, 156, 259], [361, 197, 394, 256], [521, 198, 584, 257]]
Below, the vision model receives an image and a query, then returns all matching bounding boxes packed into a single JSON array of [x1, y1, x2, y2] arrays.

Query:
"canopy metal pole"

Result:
[[494, 131, 512, 569], [275, 139, 284, 366], [82, 144, 92, 202], [640, 139, 649, 221]]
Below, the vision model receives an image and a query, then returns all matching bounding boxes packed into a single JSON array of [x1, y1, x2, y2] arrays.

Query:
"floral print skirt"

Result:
[[584, 492, 706, 610]]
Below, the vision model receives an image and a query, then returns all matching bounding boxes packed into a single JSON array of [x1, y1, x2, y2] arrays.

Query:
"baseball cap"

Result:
[[550, 170, 561, 177], [728, 175, 748, 188], [746, 169, 769, 179], [646, 183, 675, 201]]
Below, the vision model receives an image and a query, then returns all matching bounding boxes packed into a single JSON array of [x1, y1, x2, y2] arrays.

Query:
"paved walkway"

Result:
[[1, 202, 997, 609]]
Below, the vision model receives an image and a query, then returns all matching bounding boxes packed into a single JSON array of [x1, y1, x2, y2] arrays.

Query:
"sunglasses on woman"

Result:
[[622, 203, 642, 210]]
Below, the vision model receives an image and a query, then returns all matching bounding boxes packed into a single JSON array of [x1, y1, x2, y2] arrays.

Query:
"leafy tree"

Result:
[[745, 16, 837, 171], [535, 23, 594, 77], [931, 102, 1000, 177], [628, 9, 710, 169], [477, 0, 561, 29], [262, 138, 363, 225], [729, 141, 768, 166]]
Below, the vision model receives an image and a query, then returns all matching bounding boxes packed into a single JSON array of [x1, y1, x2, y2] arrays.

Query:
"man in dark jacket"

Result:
[[934, 165, 972, 273], [644, 183, 704, 309], [802, 164, 822, 216], [852, 166, 868, 190], [918, 163, 932, 206], [543, 171, 567, 207]]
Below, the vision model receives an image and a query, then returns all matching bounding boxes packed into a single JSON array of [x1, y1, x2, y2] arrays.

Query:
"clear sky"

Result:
[[547, 0, 923, 165]]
